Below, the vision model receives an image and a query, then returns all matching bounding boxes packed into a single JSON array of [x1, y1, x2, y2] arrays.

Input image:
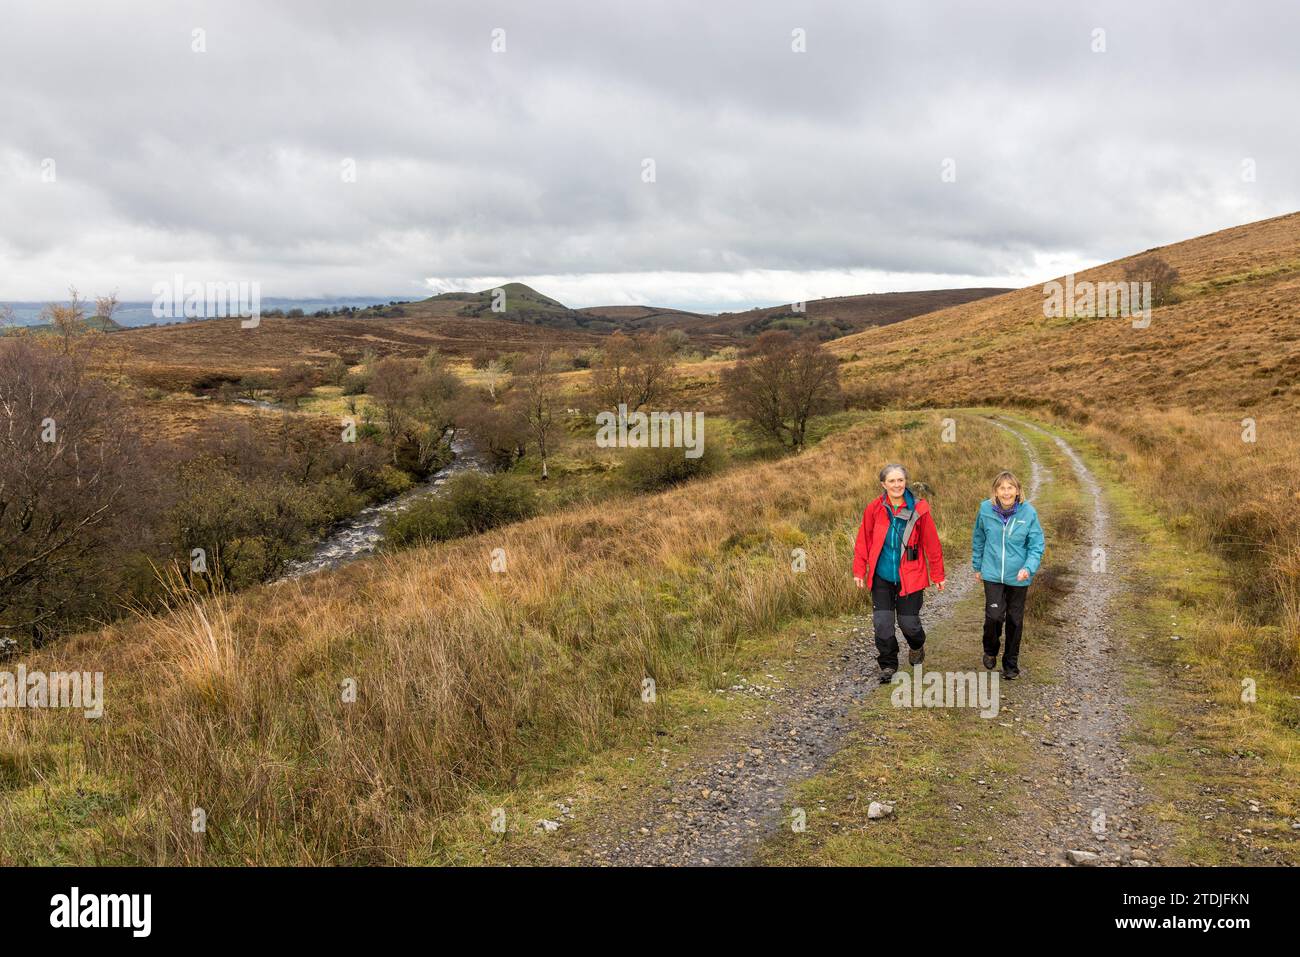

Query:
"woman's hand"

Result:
[[1017, 568, 1030, 582], [934, 579, 945, 592], [854, 576, 865, 589], [974, 571, 982, 582]]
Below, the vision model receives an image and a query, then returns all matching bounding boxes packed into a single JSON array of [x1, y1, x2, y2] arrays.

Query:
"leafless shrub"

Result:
[[1123, 255, 1180, 307], [720, 331, 841, 451], [589, 332, 678, 414], [0, 338, 143, 642]]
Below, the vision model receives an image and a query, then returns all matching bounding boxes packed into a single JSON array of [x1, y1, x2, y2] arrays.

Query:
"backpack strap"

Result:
[[899, 505, 923, 548]]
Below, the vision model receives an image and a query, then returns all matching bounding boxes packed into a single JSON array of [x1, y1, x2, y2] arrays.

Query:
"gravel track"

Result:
[[993, 417, 1169, 866], [565, 418, 1160, 866]]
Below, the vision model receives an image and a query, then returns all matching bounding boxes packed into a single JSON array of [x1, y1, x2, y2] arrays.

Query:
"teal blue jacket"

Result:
[[971, 500, 1045, 585]]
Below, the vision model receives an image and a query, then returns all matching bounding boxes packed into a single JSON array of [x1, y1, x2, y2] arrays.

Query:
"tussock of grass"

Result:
[[1025, 564, 1073, 623]]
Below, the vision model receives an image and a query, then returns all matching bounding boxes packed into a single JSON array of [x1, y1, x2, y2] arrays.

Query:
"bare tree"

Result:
[[94, 289, 121, 329], [273, 363, 316, 409], [590, 332, 678, 414], [369, 357, 416, 455], [480, 357, 507, 400], [40, 286, 87, 354], [513, 347, 558, 480], [663, 328, 690, 354], [0, 338, 141, 640], [720, 331, 841, 452], [411, 349, 461, 466], [453, 394, 528, 472], [369, 355, 460, 472]]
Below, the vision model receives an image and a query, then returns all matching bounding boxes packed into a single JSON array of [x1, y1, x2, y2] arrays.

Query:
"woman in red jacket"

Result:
[[853, 463, 946, 683]]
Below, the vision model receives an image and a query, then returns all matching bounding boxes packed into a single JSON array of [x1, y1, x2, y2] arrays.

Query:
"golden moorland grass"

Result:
[[0, 410, 1014, 864], [827, 211, 1300, 415], [95, 306, 600, 393], [1075, 407, 1300, 673]]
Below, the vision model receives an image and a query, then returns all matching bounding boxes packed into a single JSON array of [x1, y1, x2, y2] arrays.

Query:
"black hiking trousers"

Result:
[[870, 577, 925, 672], [982, 580, 1029, 669]]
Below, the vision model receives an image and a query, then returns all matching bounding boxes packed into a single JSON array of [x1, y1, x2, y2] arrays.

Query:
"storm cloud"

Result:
[[1, 0, 1296, 309]]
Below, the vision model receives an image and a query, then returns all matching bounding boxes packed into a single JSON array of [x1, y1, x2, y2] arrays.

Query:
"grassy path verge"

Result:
[[757, 414, 1299, 866]]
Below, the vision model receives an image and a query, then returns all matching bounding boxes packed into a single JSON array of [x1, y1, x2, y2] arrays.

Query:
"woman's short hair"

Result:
[[990, 470, 1023, 503], [879, 463, 909, 483]]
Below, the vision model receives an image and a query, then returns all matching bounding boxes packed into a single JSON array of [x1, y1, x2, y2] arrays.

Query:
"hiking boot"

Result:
[[982, 654, 997, 670], [878, 668, 896, 685], [1001, 665, 1019, 680], [908, 645, 925, 665]]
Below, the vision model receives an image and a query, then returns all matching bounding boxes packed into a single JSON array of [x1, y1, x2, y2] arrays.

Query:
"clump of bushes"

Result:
[[341, 370, 370, 395], [323, 357, 349, 386], [170, 463, 341, 588], [346, 463, 414, 503], [384, 472, 538, 546], [620, 443, 722, 492]]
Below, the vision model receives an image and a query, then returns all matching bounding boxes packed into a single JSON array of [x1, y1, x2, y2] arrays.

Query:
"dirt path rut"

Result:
[[994, 417, 1168, 866]]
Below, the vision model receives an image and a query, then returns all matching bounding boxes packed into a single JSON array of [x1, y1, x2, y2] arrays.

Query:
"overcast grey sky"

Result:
[[1, 0, 1296, 311]]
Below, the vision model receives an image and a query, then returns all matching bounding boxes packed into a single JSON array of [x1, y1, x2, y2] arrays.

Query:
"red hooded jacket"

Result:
[[852, 494, 945, 596]]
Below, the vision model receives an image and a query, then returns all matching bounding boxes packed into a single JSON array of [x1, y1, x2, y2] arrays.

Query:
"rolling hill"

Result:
[[425, 281, 571, 319], [576, 287, 1012, 341], [422, 283, 1011, 344], [827, 211, 1300, 414], [93, 282, 1017, 396]]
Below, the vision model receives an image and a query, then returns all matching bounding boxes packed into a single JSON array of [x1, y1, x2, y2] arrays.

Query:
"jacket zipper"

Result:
[[1000, 515, 1008, 583], [886, 501, 906, 593], [1000, 515, 1020, 583], [897, 508, 904, 586]]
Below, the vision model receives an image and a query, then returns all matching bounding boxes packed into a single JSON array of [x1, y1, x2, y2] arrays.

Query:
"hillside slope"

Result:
[[423, 284, 1011, 343], [829, 211, 1300, 413], [579, 287, 1011, 342], [676, 288, 1012, 339]]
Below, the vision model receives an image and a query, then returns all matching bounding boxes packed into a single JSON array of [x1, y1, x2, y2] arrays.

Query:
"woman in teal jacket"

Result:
[[971, 470, 1045, 679]]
